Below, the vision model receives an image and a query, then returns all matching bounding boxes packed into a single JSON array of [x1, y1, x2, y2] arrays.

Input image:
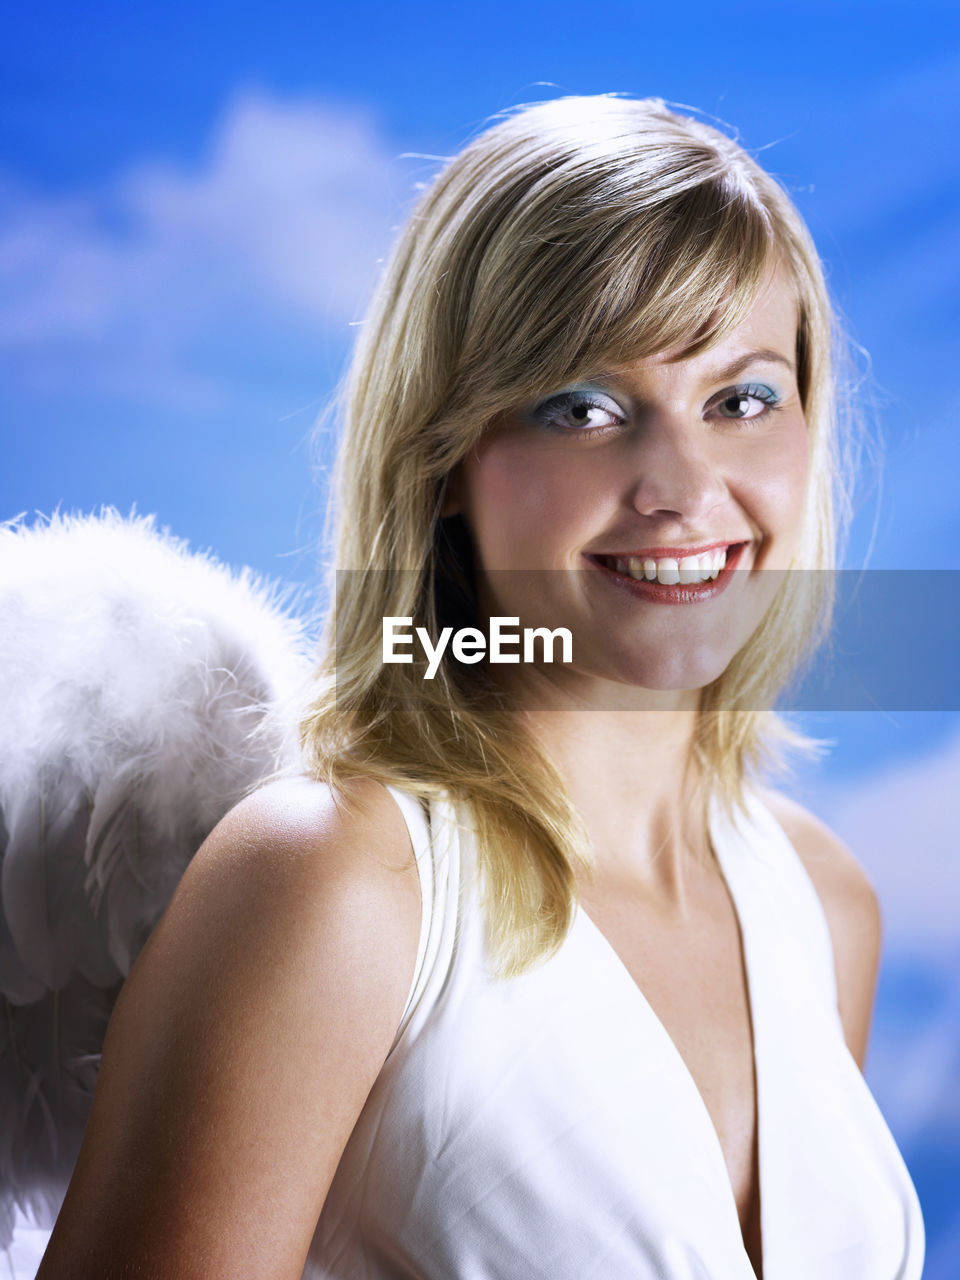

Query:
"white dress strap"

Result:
[[734, 786, 841, 1017], [382, 786, 461, 1056], [382, 785, 434, 1052]]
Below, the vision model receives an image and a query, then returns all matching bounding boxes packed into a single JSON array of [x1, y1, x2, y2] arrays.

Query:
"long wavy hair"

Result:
[[299, 94, 853, 978]]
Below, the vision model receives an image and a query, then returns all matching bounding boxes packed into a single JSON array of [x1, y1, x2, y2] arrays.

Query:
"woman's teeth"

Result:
[[608, 548, 728, 585]]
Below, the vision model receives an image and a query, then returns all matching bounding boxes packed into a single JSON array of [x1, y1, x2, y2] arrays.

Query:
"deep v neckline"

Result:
[[573, 792, 767, 1279]]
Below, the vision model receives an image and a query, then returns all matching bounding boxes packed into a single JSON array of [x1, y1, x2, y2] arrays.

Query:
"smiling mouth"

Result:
[[587, 543, 750, 602]]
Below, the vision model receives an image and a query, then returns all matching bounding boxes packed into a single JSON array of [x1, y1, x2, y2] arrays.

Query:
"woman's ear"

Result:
[[439, 464, 462, 518]]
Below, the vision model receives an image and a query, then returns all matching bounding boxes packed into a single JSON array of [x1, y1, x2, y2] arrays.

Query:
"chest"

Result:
[[313, 791, 920, 1279], [317, 814, 918, 1280], [577, 874, 763, 1274]]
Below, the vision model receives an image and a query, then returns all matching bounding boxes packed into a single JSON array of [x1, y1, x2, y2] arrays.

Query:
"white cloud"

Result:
[[0, 91, 402, 409], [807, 724, 960, 954], [794, 725, 960, 1145]]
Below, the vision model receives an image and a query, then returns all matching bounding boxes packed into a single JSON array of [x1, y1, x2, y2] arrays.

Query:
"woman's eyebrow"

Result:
[[575, 348, 796, 391], [703, 348, 796, 382]]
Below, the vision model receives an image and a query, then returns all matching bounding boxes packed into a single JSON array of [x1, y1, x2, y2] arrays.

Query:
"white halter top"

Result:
[[304, 785, 924, 1280]]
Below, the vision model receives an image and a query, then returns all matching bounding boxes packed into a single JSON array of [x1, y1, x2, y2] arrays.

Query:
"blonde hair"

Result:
[[299, 94, 852, 978]]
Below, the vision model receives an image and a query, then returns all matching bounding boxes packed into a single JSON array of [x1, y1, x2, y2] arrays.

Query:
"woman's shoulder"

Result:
[[755, 786, 882, 1067], [38, 776, 424, 1276], [165, 771, 425, 1011], [182, 773, 422, 922], [217, 771, 417, 852], [155, 768, 424, 1020], [134, 771, 426, 1105], [137, 768, 425, 1082], [755, 787, 881, 933]]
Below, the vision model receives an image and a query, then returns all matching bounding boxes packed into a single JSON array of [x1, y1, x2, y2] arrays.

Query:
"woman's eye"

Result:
[[709, 383, 781, 421], [530, 390, 625, 435]]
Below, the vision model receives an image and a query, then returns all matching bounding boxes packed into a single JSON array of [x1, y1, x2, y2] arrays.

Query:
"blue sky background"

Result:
[[4, 1, 960, 1271]]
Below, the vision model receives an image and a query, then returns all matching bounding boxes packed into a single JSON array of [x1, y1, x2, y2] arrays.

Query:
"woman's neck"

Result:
[[520, 702, 712, 908]]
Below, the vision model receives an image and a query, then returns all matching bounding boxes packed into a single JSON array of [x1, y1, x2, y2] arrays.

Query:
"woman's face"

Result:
[[443, 265, 810, 705]]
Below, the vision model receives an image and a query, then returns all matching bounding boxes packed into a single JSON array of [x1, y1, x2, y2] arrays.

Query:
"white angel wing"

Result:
[[0, 507, 313, 1252]]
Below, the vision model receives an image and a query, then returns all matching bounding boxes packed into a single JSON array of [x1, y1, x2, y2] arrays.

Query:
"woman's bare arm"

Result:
[[761, 789, 882, 1071], [36, 775, 422, 1280]]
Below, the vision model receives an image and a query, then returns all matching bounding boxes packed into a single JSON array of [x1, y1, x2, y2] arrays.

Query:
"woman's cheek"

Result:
[[466, 442, 585, 566], [757, 422, 811, 563]]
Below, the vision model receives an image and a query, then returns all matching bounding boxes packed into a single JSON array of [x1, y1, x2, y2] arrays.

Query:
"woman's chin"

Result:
[[502, 655, 737, 711], [577, 648, 738, 704]]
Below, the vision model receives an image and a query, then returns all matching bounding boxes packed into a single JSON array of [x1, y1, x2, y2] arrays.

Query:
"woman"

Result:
[[38, 95, 924, 1278]]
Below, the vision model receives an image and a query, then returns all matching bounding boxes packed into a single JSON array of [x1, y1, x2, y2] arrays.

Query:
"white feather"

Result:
[[0, 507, 314, 1248]]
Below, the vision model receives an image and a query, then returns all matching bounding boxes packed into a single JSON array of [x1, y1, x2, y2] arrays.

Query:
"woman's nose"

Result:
[[624, 416, 729, 523]]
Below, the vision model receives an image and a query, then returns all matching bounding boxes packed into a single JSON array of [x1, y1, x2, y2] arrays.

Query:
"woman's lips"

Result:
[[585, 542, 750, 604]]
